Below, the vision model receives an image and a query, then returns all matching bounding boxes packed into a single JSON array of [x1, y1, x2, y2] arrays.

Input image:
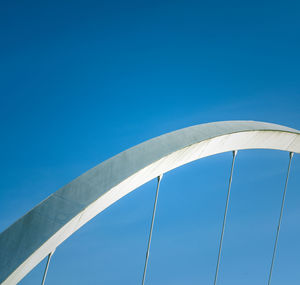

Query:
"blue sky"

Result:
[[0, 0, 300, 284]]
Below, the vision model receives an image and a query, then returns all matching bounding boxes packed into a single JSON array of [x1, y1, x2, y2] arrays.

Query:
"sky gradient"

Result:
[[1, 0, 300, 284]]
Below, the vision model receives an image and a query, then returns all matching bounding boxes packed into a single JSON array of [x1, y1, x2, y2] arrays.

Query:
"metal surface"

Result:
[[1, 121, 300, 284], [141, 175, 163, 285], [214, 151, 237, 285], [267, 152, 294, 285]]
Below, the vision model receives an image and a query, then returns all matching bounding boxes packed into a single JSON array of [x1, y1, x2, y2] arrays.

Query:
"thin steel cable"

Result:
[[41, 250, 54, 285], [267, 152, 294, 285], [214, 150, 237, 285], [141, 174, 163, 285]]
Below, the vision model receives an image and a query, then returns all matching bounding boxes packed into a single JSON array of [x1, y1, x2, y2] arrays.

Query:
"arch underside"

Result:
[[1, 121, 300, 284]]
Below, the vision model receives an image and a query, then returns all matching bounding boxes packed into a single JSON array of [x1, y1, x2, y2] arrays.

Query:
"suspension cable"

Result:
[[214, 150, 237, 285], [141, 174, 163, 285], [41, 250, 55, 285], [267, 152, 294, 285]]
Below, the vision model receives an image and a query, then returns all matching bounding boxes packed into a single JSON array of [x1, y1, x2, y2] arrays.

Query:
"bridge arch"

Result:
[[1, 120, 300, 284]]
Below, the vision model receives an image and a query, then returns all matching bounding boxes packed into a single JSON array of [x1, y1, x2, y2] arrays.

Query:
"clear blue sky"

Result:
[[1, 0, 300, 284]]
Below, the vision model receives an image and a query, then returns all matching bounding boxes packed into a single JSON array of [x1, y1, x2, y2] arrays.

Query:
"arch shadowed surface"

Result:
[[0, 121, 300, 284]]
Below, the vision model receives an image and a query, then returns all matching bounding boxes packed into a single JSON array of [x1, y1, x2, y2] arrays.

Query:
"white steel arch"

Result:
[[0, 121, 300, 284]]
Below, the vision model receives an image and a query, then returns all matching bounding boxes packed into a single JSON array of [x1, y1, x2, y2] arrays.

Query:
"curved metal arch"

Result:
[[1, 121, 300, 284]]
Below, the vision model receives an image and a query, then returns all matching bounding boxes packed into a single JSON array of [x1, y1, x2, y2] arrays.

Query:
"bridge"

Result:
[[0, 121, 299, 284]]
